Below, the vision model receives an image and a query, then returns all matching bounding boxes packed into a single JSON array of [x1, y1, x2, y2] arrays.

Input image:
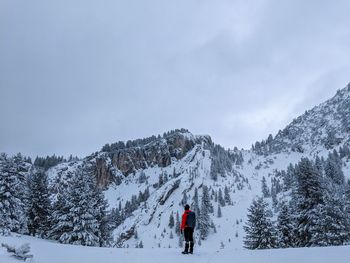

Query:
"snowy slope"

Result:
[[2, 84, 350, 253], [108, 144, 250, 250], [1, 234, 350, 263], [102, 144, 350, 250], [31, 84, 349, 250]]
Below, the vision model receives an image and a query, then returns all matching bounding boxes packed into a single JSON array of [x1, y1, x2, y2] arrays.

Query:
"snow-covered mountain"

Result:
[[1, 83, 350, 251], [254, 84, 350, 155]]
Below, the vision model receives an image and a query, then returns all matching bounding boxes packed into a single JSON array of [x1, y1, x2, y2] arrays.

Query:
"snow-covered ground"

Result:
[[1, 234, 349, 263]]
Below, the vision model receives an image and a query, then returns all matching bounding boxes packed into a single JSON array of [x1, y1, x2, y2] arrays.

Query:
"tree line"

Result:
[[244, 150, 350, 249]]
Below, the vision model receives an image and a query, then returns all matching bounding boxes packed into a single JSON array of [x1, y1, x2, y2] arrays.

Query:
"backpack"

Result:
[[186, 211, 196, 229]]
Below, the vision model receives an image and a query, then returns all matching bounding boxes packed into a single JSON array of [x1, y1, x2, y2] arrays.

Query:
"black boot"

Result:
[[189, 242, 194, 254], [182, 242, 189, 254]]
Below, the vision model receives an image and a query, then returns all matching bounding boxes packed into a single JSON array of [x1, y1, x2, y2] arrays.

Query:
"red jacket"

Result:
[[180, 209, 191, 230]]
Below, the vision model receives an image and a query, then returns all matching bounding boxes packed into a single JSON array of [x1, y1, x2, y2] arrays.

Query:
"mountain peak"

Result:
[[253, 83, 350, 155]]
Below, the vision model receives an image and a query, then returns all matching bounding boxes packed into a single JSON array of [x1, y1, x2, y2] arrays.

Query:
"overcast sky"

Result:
[[1, 0, 350, 158]]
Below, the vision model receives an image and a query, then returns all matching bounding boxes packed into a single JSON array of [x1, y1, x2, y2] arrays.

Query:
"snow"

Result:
[[89, 142, 350, 250], [1, 234, 350, 263]]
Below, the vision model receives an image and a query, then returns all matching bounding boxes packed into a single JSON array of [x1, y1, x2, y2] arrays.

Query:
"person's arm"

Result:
[[180, 213, 187, 232]]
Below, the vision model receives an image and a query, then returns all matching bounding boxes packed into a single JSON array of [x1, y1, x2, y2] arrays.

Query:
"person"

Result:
[[180, 204, 196, 254]]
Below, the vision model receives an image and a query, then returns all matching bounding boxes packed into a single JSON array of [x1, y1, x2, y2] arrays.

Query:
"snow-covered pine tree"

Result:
[[181, 192, 188, 206], [192, 187, 201, 229], [282, 164, 295, 191], [92, 179, 112, 247], [293, 158, 324, 247], [342, 144, 350, 159], [175, 211, 180, 235], [0, 154, 28, 235], [192, 187, 200, 214], [218, 188, 225, 207], [199, 185, 211, 240], [109, 208, 121, 229], [311, 192, 348, 246], [276, 202, 295, 248], [315, 156, 324, 175], [271, 184, 278, 208], [324, 153, 345, 186], [58, 167, 99, 246], [224, 186, 231, 205], [163, 172, 168, 183], [158, 174, 164, 188], [344, 180, 350, 241], [48, 183, 72, 240], [168, 212, 175, 228], [27, 168, 51, 238], [243, 197, 275, 249], [312, 158, 348, 247], [217, 204, 222, 218], [261, 176, 270, 198], [138, 171, 147, 184]]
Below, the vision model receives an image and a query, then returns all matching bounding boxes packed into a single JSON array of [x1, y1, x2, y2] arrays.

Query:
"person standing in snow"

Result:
[[180, 204, 196, 254]]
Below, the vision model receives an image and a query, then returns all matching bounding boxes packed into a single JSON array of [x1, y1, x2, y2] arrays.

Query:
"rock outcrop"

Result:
[[107, 130, 211, 176]]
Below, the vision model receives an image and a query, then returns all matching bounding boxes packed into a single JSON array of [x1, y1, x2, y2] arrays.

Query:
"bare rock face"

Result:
[[109, 131, 211, 176], [95, 157, 114, 188], [80, 130, 212, 188]]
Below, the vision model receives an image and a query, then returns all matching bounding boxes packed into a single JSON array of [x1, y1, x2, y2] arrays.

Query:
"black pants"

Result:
[[183, 227, 194, 253], [184, 227, 194, 242]]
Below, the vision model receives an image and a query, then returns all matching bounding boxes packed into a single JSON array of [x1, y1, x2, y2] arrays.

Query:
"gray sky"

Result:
[[1, 0, 350, 158]]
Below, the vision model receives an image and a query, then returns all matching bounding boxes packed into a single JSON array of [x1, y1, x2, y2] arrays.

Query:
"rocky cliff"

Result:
[[87, 129, 212, 187]]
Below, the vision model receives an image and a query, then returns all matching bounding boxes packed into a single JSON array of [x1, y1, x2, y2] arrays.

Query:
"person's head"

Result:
[[184, 204, 190, 211]]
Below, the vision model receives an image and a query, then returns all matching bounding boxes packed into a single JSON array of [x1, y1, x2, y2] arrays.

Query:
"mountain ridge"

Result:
[[1, 82, 350, 250]]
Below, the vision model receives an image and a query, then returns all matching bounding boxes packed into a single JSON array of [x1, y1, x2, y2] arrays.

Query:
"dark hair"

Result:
[[184, 204, 190, 210]]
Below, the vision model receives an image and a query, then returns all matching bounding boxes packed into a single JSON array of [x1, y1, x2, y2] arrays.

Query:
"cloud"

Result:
[[0, 0, 349, 157]]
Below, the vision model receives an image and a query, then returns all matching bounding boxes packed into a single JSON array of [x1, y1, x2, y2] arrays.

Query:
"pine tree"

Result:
[[276, 203, 295, 248], [163, 172, 168, 183], [224, 186, 231, 205], [283, 164, 295, 191], [312, 192, 348, 246], [315, 156, 324, 175], [109, 208, 121, 229], [0, 155, 28, 235], [56, 168, 99, 246], [181, 192, 188, 206], [217, 204, 222, 218], [139, 240, 143, 248], [343, 145, 350, 159], [293, 158, 324, 247], [344, 180, 350, 241], [324, 154, 345, 186], [199, 185, 211, 240], [243, 198, 275, 249], [192, 187, 200, 214], [27, 169, 51, 238], [93, 182, 112, 247], [158, 174, 164, 188], [261, 176, 270, 198], [175, 211, 180, 235], [138, 171, 147, 184], [218, 188, 225, 207], [48, 184, 72, 240], [168, 212, 175, 228]]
